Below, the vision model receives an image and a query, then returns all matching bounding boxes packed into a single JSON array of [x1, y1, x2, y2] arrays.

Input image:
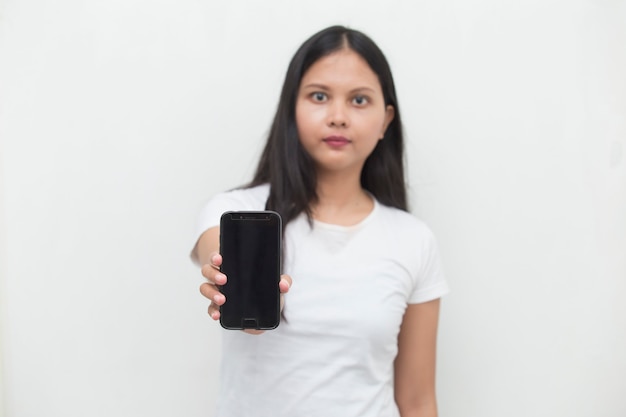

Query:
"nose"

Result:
[[327, 101, 349, 128]]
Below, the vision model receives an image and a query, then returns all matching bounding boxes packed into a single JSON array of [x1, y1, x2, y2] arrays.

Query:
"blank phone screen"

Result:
[[219, 211, 281, 330]]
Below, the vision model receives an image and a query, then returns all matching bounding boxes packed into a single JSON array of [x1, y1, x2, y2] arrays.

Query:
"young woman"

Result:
[[191, 25, 449, 417]]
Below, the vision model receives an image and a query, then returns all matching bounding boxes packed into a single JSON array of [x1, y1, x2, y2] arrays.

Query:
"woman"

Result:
[[191, 25, 449, 417]]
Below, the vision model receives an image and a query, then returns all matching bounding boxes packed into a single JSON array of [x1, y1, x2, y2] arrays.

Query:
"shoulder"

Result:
[[375, 202, 435, 243], [209, 183, 270, 210]]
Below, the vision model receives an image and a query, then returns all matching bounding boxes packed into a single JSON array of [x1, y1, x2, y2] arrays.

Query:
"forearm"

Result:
[[397, 400, 438, 417]]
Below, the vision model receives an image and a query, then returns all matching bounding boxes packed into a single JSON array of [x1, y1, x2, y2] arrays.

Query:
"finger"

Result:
[[201, 264, 227, 285], [200, 252, 222, 278], [199, 282, 226, 305], [279, 274, 292, 294], [208, 302, 221, 321], [210, 252, 222, 268]]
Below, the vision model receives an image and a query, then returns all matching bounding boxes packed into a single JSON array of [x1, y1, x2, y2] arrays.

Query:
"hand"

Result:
[[199, 252, 292, 333]]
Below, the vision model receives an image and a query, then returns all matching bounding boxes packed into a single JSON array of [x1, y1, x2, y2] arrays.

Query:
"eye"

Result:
[[311, 92, 327, 102], [352, 95, 369, 106]]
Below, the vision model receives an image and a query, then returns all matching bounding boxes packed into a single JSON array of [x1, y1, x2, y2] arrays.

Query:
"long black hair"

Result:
[[249, 25, 407, 228]]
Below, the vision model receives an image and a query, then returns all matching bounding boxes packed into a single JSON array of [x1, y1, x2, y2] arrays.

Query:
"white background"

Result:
[[1, 1, 625, 416]]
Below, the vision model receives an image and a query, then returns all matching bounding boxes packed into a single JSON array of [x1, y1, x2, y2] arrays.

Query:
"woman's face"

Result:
[[295, 48, 394, 177]]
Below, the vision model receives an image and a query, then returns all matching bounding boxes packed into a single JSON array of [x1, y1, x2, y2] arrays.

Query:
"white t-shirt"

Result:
[[192, 184, 449, 417]]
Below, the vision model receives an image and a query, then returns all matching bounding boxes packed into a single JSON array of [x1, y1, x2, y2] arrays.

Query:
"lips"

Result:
[[322, 135, 351, 147]]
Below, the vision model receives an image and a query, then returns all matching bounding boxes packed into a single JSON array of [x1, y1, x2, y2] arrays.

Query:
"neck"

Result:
[[312, 169, 373, 225]]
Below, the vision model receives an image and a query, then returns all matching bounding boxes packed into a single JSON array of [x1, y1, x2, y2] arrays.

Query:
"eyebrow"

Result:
[[300, 83, 377, 94]]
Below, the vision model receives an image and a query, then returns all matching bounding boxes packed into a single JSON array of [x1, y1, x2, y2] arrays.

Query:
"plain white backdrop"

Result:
[[1, 0, 625, 416]]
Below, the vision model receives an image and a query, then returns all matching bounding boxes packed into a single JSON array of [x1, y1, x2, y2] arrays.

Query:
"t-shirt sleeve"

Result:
[[408, 228, 450, 304]]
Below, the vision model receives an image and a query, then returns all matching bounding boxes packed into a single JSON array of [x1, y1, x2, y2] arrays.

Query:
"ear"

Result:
[[379, 105, 395, 139]]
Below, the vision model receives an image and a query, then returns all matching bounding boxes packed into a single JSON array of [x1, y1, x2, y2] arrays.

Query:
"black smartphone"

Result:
[[219, 211, 282, 330]]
